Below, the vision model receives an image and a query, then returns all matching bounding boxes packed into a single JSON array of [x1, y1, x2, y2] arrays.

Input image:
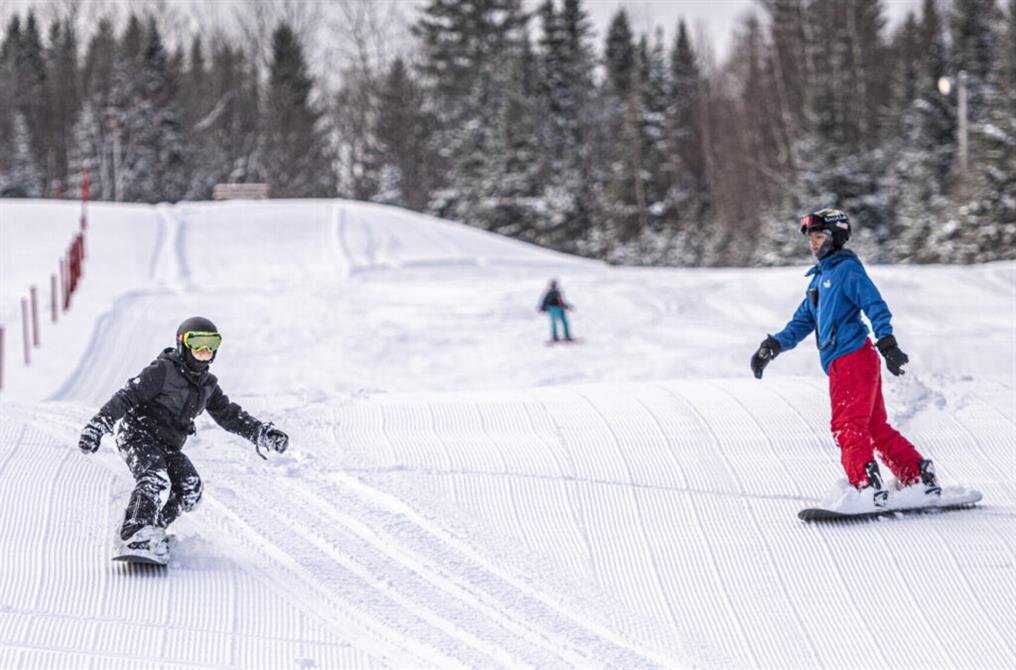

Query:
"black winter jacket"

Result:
[[539, 288, 569, 311], [97, 348, 262, 450]]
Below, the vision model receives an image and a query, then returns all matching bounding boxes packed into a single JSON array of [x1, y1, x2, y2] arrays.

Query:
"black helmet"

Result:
[[176, 316, 219, 367], [799, 208, 851, 248]]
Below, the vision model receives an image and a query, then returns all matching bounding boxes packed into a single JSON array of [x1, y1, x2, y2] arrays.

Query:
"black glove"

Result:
[[78, 414, 112, 454], [876, 335, 909, 376], [256, 423, 289, 454], [750, 336, 781, 379]]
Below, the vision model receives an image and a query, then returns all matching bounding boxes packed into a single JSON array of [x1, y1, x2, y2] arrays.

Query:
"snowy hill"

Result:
[[1, 198, 1014, 669]]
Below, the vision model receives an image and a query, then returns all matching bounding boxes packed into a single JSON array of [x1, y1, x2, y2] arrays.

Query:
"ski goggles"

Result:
[[181, 331, 222, 352], [799, 214, 826, 235]]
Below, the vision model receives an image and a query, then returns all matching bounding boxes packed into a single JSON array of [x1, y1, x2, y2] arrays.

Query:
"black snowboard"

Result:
[[113, 551, 169, 566]]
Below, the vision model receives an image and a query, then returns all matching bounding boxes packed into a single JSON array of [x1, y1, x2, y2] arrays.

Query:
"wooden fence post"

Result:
[[30, 286, 39, 347], [51, 274, 58, 323], [21, 298, 30, 365]]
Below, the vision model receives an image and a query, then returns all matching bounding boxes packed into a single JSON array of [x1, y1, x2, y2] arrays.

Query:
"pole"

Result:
[[957, 70, 968, 176], [81, 168, 90, 231], [60, 258, 69, 312], [51, 274, 58, 323], [21, 298, 30, 365], [0, 326, 4, 390], [30, 286, 39, 347]]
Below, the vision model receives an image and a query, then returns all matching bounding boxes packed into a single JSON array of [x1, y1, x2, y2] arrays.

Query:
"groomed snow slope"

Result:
[[1, 198, 1014, 669]]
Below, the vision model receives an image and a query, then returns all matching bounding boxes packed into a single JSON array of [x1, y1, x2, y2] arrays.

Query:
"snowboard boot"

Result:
[[863, 461, 888, 508], [918, 459, 942, 496], [122, 525, 169, 558]]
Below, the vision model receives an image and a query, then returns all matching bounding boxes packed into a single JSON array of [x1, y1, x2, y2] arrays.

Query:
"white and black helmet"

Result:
[[175, 316, 220, 364], [799, 208, 851, 248]]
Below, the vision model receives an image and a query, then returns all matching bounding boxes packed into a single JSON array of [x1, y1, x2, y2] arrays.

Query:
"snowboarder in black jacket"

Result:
[[78, 316, 288, 558]]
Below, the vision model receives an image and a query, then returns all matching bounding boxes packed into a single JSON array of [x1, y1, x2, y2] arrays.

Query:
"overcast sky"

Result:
[[577, 0, 925, 62], [3, 0, 928, 76]]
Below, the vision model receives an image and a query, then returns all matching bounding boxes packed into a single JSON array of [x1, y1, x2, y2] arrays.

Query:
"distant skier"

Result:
[[538, 279, 574, 343], [749, 209, 940, 507], [78, 316, 289, 562]]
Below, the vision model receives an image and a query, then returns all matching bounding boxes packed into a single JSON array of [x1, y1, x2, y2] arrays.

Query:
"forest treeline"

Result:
[[1, 0, 1013, 265]]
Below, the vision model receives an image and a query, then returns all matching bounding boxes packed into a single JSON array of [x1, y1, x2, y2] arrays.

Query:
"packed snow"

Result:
[[1, 198, 1014, 669]]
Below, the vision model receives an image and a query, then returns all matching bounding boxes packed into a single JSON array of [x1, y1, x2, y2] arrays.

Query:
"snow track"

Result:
[[1, 200, 1014, 669]]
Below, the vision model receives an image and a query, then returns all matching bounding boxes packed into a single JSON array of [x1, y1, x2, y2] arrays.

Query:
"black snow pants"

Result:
[[116, 417, 202, 540]]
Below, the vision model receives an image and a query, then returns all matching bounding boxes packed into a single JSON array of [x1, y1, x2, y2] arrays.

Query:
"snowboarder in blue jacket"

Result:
[[750, 209, 941, 506]]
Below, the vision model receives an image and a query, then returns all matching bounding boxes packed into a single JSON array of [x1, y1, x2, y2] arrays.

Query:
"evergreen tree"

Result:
[[263, 22, 334, 197], [182, 35, 217, 199], [46, 19, 79, 195], [974, 0, 1016, 246], [214, 43, 262, 184], [413, 0, 531, 230], [640, 30, 671, 231], [535, 0, 597, 250], [375, 57, 435, 210], [665, 19, 710, 264], [136, 17, 190, 202], [786, 0, 891, 260], [73, 18, 116, 200], [81, 18, 116, 110], [888, 0, 956, 261], [108, 14, 147, 201], [0, 16, 21, 189], [950, 0, 999, 116], [66, 101, 102, 199], [14, 11, 47, 196], [464, 26, 545, 238], [3, 113, 43, 196], [950, 0, 1014, 260], [601, 9, 648, 253], [184, 36, 208, 128], [333, 73, 383, 201]]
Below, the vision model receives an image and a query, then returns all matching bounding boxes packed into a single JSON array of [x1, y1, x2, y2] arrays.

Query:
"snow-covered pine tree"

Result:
[[888, 0, 956, 262], [601, 9, 648, 259], [75, 18, 116, 200], [66, 101, 102, 199], [639, 30, 671, 238], [205, 42, 261, 186], [375, 57, 435, 211], [534, 0, 597, 252], [477, 28, 546, 239], [45, 19, 79, 196], [108, 14, 149, 202], [135, 17, 190, 202], [4, 113, 43, 197], [333, 72, 384, 202], [182, 35, 218, 200], [413, 0, 531, 232], [782, 0, 891, 262], [13, 12, 48, 197], [0, 16, 20, 193], [967, 0, 1016, 247], [665, 20, 710, 266], [948, 0, 1013, 261], [262, 22, 335, 198]]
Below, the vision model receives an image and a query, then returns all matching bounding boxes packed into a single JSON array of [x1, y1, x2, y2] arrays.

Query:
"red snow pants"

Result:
[[828, 340, 924, 488]]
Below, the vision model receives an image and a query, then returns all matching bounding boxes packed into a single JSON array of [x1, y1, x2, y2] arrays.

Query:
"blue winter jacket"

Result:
[[771, 250, 893, 374]]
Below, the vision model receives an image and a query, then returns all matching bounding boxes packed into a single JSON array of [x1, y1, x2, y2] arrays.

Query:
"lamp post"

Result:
[[937, 70, 968, 176]]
